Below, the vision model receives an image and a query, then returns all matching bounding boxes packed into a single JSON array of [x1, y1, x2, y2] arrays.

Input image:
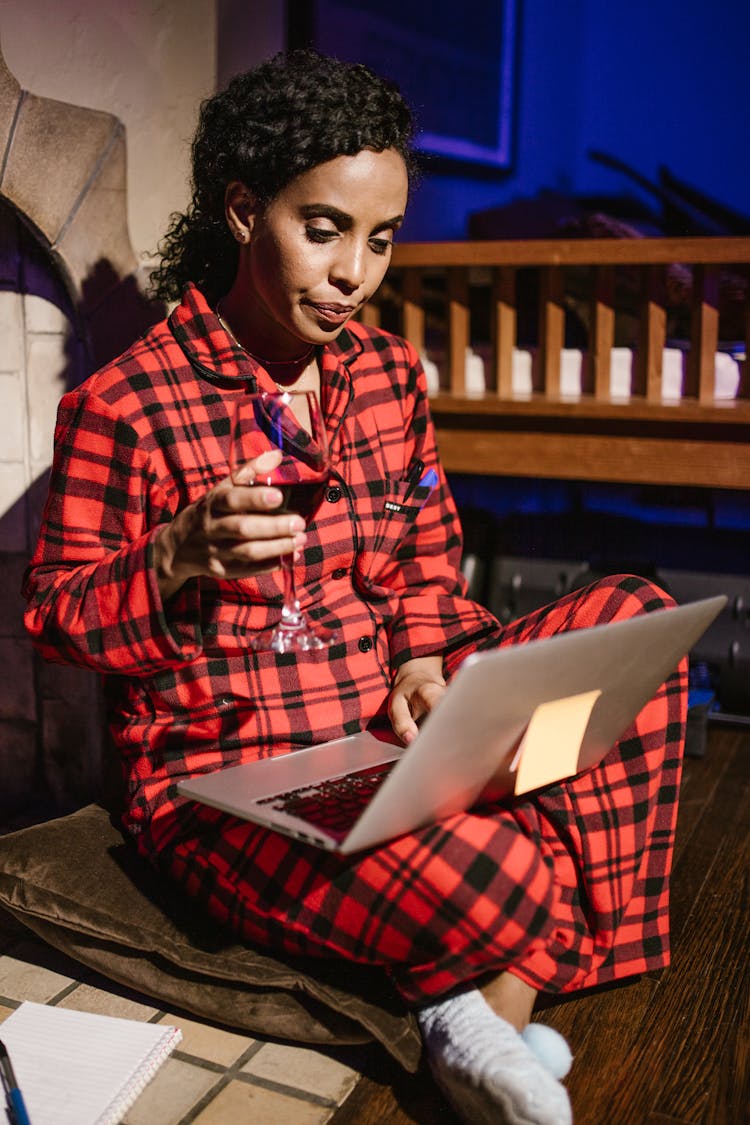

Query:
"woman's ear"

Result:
[[225, 181, 257, 245]]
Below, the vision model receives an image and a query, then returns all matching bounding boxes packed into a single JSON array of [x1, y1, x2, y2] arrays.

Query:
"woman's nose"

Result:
[[330, 240, 366, 293]]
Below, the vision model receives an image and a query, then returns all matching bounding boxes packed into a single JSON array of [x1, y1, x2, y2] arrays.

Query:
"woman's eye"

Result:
[[305, 226, 337, 244], [369, 238, 392, 256]]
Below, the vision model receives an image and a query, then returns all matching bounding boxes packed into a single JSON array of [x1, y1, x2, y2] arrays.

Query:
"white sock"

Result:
[[418, 988, 572, 1125]]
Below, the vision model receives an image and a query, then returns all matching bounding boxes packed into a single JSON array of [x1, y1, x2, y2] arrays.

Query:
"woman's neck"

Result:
[[217, 293, 313, 364], [215, 299, 320, 394]]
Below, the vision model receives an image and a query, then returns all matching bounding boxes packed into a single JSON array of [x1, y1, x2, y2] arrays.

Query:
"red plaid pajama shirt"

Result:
[[24, 284, 686, 1005]]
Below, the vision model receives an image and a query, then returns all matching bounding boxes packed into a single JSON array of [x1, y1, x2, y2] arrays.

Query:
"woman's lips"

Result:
[[304, 301, 357, 327]]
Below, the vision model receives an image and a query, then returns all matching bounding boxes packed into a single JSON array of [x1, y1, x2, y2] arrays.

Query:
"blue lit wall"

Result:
[[401, 0, 750, 241], [575, 0, 750, 225]]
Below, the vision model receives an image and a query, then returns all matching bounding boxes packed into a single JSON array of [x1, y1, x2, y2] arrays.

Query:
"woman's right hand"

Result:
[[153, 450, 307, 600]]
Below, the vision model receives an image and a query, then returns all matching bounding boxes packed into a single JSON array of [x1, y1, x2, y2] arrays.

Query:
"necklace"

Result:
[[216, 302, 316, 388]]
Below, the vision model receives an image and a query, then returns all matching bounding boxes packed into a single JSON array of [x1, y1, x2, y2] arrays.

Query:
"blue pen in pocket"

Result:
[[417, 468, 439, 493], [390, 468, 439, 513], [399, 469, 438, 513]]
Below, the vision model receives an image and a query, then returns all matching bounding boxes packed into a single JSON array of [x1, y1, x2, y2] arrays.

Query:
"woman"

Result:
[[23, 51, 686, 1125]]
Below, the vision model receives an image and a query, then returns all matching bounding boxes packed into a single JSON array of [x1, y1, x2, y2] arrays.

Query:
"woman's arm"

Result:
[[23, 392, 304, 673]]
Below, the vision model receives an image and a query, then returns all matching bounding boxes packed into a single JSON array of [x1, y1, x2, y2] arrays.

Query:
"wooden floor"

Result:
[[330, 723, 750, 1125]]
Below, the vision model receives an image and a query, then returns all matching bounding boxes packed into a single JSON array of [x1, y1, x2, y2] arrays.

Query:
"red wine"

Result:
[[278, 480, 327, 524]]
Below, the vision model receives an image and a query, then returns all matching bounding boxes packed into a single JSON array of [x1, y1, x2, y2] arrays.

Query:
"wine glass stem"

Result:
[[279, 553, 304, 629]]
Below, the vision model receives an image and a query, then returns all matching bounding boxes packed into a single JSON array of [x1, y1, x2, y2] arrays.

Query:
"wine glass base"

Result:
[[252, 623, 338, 655]]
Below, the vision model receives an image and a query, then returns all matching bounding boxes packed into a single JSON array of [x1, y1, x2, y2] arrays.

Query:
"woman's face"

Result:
[[229, 147, 409, 358]]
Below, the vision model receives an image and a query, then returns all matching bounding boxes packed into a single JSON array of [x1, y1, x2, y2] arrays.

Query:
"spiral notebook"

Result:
[[0, 1002, 182, 1125]]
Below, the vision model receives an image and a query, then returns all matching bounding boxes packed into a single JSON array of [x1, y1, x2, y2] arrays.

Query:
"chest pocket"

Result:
[[353, 476, 431, 594]]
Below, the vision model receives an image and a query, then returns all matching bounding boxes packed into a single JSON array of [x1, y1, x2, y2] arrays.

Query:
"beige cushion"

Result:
[[0, 804, 420, 1071]]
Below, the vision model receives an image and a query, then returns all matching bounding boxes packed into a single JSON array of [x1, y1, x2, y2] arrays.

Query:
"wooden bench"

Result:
[[365, 237, 750, 491]]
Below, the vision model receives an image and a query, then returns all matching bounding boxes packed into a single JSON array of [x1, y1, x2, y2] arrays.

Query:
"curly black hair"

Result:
[[150, 50, 416, 304]]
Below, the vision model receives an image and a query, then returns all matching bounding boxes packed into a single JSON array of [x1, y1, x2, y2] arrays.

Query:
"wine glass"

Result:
[[230, 390, 336, 653]]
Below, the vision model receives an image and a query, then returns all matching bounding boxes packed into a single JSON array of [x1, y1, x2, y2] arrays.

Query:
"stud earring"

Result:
[[235, 231, 247, 243]]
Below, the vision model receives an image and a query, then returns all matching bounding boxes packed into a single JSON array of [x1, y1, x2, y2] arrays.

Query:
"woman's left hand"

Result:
[[389, 655, 447, 745]]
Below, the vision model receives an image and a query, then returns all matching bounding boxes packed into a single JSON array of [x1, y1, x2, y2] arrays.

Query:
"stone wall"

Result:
[[0, 202, 103, 821], [0, 45, 158, 821]]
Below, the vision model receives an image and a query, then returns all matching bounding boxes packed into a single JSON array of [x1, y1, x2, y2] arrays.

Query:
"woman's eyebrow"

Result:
[[300, 204, 353, 227], [300, 203, 405, 231], [377, 214, 407, 232]]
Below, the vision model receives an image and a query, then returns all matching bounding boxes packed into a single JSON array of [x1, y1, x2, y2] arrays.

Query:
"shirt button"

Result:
[[326, 486, 342, 503], [332, 567, 347, 580], [358, 636, 373, 653], [217, 696, 231, 708]]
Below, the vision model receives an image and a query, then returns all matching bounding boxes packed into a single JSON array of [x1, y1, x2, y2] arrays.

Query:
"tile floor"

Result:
[[0, 912, 363, 1124]]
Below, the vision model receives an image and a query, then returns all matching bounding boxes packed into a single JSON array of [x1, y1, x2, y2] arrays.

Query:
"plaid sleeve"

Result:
[[23, 388, 203, 673], [378, 343, 500, 669]]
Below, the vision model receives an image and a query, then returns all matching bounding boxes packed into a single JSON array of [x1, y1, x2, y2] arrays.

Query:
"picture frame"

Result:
[[291, 0, 519, 171]]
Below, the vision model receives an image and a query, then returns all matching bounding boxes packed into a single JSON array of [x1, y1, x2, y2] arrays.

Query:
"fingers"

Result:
[[165, 465, 309, 586], [218, 510, 305, 543], [389, 679, 447, 746], [210, 479, 284, 518], [208, 522, 306, 571], [201, 504, 307, 580], [205, 459, 308, 562], [216, 447, 286, 513], [231, 448, 283, 486], [201, 530, 307, 580], [389, 697, 420, 746]]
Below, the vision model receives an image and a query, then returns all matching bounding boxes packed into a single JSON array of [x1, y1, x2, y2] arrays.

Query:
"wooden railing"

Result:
[[364, 237, 750, 490]]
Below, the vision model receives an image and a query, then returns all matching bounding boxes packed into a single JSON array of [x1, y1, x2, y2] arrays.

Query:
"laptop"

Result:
[[177, 595, 725, 854]]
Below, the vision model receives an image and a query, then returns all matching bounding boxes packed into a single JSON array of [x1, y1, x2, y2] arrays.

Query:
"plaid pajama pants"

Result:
[[153, 575, 686, 1006]]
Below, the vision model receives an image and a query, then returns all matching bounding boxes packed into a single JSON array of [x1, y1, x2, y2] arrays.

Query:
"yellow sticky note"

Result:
[[512, 689, 602, 795]]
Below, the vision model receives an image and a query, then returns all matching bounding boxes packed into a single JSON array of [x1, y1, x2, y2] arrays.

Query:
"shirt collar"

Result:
[[168, 283, 365, 387]]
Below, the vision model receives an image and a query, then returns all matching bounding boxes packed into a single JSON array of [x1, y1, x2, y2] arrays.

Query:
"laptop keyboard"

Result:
[[257, 761, 395, 836]]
